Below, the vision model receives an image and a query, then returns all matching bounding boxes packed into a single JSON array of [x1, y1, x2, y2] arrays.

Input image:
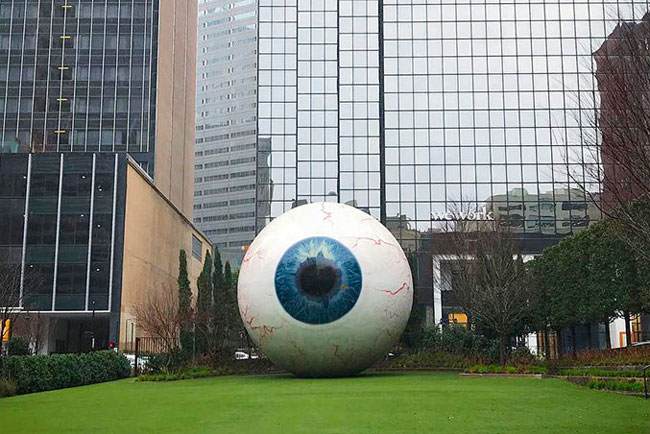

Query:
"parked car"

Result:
[[235, 351, 259, 360], [123, 353, 150, 370]]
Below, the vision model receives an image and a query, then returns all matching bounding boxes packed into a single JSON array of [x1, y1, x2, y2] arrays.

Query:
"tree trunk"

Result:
[[571, 326, 577, 359], [499, 333, 507, 366], [544, 330, 551, 360], [624, 311, 632, 347], [604, 320, 611, 349], [556, 329, 564, 358]]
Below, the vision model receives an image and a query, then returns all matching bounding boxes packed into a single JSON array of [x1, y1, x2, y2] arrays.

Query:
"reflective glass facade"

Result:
[[257, 2, 650, 237], [257, 0, 650, 305], [0, 0, 198, 319], [0, 152, 118, 312], [0, 0, 159, 170]]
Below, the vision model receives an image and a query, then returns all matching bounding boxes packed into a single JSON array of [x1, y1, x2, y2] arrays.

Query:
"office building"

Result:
[[256, 1, 650, 342], [0, 1, 205, 353], [0, 152, 210, 353], [0, 0, 196, 216], [194, 0, 258, 264]]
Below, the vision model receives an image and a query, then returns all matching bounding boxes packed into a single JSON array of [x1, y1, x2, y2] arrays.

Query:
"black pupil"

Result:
[[297, 258, 339, 299]]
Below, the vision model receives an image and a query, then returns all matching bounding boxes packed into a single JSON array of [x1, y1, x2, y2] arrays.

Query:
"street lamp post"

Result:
[[91, 301, 96, 351]]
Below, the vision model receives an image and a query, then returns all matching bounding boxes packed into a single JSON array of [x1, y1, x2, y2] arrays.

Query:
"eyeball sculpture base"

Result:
[[237, 202, 413, 377]]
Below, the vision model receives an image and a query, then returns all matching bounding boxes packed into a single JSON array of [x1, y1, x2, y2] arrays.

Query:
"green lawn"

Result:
[[0, 372, 648, 433]]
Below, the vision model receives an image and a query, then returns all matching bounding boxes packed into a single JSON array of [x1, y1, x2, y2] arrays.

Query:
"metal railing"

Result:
[[133, 337, 180, 376]]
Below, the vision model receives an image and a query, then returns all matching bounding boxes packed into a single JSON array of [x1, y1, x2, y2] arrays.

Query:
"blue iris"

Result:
[[275, 237, 363, 324]]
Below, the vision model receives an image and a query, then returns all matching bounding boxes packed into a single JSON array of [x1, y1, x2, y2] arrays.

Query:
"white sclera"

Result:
[[237, 202, 413, 377]]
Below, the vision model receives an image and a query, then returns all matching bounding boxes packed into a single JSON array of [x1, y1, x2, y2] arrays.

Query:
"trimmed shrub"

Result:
[[4, 351, 131, 395], [523, 366, 548, 375], [418, 327, 501, 363], [0, 377, 18, 398], [386, 350, 472, 369], [135, 366, 231, 382], [587, 379, 643, 393], [7, 337, 31, 357], [142, 354, 165, 375], [487, 364, 502, 373], [464, 364, 548, 375], [467, 365, 488, 374], [559, 368, 643, 378]]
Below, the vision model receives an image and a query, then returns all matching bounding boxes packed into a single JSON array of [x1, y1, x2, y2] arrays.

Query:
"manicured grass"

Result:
[[0, 371, 648, 433]]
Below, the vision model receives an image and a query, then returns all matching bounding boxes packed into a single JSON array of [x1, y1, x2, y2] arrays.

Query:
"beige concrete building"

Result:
[[118, 159, 210, 351], [1, 153, 209, 354], [0, 1, 203, 354], [155, 0, 198, 218]]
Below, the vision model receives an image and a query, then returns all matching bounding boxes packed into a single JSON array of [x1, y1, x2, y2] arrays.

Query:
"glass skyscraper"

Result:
[[0, 0, 200, 352], [194, 0, 258, 264], [256, 1, 650, 316], [0, 0, 196, 216]]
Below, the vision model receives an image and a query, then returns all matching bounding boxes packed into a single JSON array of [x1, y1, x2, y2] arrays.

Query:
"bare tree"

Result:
[[569, 14, 650, 266], [24, 312, 50, 355], [0, 257, 44, 360], [438, 224, 538, 364], [133, 285, 185, 367], [0, 258, 22, 353]]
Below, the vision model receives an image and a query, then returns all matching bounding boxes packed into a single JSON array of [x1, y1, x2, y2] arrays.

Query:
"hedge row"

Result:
[[587, 379, 644, 393], [559, 368, 643, 378], [465, 364, 548, 375], [135, 366, 232, 382], [3, 351, 131, 395]]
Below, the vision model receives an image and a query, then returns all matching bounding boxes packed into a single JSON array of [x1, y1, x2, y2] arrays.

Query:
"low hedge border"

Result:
[[557, 368, 644, 378], [587, 379, 644, 393], [135, 366, 232, 382], [2, 351, 131, 395], [465, 364, 548, 375]]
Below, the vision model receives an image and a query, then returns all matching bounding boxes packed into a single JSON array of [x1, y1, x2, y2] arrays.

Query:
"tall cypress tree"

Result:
[[178, 250, 191, 315], [210, 248, 227, 359], [212, 248, 224, 304], [197, 252, 214, 355], [177, 250, 192, 355], [223, 261, 239, 350], [224, 261, 232, 290], [197, 252, 213, 320]]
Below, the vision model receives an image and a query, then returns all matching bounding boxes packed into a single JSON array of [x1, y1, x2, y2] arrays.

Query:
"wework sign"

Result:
[[431, 207, 495, 221]]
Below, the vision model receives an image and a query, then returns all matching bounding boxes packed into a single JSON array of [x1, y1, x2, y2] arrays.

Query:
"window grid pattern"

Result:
[[0, 0, 158, 171], [258, 0, 650, 245], [339, 0, 382, 218], [0, 153, 118, 312], [195, 0, 259, 257], [257, 0, 298, 225], [296, 0, 338, 203]]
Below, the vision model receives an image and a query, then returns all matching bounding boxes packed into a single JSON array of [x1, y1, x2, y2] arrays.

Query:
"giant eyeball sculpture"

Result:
[[238, 202, 413, 377]]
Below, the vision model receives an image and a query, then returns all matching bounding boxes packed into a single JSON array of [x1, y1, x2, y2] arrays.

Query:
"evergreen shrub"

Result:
[[3, 350, 131, 395]]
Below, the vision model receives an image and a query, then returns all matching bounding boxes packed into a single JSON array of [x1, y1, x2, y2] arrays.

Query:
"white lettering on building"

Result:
[[430, 207, 495, 221]]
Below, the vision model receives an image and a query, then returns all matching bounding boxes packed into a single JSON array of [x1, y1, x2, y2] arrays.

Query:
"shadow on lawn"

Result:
[[260, 371, 414, 381]]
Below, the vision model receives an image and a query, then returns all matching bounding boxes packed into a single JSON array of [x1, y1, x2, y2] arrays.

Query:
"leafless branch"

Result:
[[567, 14, 650, 261]]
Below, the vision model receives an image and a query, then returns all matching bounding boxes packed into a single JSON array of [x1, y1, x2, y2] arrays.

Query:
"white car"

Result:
[[123, 353, 150, 369], [235, 351, 259, 360]]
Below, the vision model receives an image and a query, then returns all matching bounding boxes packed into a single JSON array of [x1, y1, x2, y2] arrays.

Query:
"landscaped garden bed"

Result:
[[458, 364, 546, 378], [0, 351, 131, 397], [135, 366, 232, 382], [587, 379, 645, 394]]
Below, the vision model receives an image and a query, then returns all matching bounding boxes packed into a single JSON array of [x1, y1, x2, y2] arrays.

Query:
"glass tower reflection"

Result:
[[257, 2, 650, 284]]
